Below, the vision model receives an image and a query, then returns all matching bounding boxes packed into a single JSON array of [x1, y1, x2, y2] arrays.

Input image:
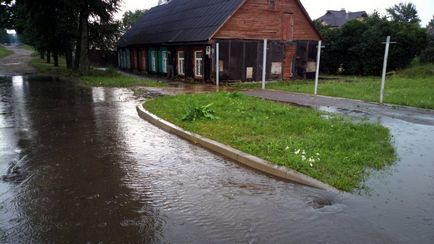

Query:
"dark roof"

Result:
[[117, 0, 245, 47], [317, 10, 367, 27]]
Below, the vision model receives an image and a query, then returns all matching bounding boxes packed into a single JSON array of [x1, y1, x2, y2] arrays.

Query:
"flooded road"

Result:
[[0, 76, 433, 243]]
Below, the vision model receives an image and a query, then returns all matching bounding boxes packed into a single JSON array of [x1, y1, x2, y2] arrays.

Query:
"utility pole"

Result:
[[380, 36, 396, 104], [262, 39, 268, 90], [314, 40, 324, 95]]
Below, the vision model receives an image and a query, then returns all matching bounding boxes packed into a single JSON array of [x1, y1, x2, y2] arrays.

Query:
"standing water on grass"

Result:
[[0, 76, 433, 243]]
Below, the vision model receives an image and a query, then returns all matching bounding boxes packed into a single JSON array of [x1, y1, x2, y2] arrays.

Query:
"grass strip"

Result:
[[144, 92, 396, 192], [232, 64, 434, 109], [30, 52, 167, 87], [0, 45, 13, 58]]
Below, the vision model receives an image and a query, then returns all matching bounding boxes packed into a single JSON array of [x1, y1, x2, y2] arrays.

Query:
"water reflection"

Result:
[[0, 76, 432, 243]]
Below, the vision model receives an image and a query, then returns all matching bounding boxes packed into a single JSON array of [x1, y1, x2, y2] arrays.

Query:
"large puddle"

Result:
[[0, 76, 433, 243]]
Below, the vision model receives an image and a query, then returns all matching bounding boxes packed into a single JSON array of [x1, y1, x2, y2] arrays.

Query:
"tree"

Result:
[[386, 2, 420, 24], [89, 21, 122, 50], [0, 29, 9, 43], [75, 0, 121, 74], [318, 12, 427, 75], [0, 0, 15, 29], [12, 0, 121, 73], [121, 9, 146, 33], [428, 15, 434, 35], [420, 15, 434, 63]]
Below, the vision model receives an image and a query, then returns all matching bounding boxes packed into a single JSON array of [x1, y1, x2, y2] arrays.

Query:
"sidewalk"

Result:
[[0, 45, 35, 76], [244, 89, 434, 126]]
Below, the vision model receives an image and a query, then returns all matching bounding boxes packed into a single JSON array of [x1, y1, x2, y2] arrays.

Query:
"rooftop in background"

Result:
[[117, 0, 244, 47], [317, 9, 367, 28]]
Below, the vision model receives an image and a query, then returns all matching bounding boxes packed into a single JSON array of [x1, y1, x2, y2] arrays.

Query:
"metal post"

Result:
[[314, 40, 322, 95], [380, 36, 391, 104], [262, 39, 267, 89], [216, 43, 220, 88]]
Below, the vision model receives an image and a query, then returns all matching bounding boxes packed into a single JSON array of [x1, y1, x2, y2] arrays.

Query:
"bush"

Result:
[[319, 14, 427, 75], [182, 103, 218, 122]]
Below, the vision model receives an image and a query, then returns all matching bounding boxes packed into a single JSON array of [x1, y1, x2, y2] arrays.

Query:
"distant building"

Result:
[[117, 0, 321, 82], [317, 9, 367, 28]]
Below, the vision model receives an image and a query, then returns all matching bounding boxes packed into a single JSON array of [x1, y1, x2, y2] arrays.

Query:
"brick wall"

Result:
[[214, 0, 320, 41]]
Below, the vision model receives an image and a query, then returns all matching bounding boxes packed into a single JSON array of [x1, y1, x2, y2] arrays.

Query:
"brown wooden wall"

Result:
[[214, 0, 320, 41]]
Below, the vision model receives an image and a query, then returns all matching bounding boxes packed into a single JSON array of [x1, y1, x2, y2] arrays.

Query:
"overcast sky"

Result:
[[116, 0, 433, 26]]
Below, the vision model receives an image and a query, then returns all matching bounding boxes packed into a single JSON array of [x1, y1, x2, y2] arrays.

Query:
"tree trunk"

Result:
[[74, 27, 81, 71], [78, 8, 90, 75], [66, 50, 73, 69], [53, 50, 59, 67], [46, 50, 51, 63], [40, 49, 45, 59]]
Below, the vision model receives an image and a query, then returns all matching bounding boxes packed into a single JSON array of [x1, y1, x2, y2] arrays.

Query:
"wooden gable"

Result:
[[213, 0, 320, 41]]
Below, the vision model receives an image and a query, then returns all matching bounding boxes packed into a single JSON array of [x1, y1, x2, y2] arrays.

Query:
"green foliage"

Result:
[[0, 29, 9, 43], [319, 12, 427, 75], [89, 21, 122, 51], [386, 2, 420, 23], [0, 0, 15, 29], [13, 0, 122, 72], [182, 103, 219, 121], [145, 93, 396, 191], [0, 44, 13, 58], [121, 9, 147, 33], [420, 18, 434, 64]]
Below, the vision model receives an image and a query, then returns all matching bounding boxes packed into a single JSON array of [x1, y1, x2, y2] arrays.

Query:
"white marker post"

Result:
[[262, 39, 268, 90], [216, 43, 220, 88], [314, 40, 323, 95], [380, 36, 395, 104]]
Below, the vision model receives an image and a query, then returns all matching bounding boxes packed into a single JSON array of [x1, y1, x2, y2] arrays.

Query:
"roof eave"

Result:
[[208, 0, 248, 41]]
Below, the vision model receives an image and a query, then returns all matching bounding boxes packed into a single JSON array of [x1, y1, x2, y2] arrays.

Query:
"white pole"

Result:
[[380, 36, 391, 104], [216, 43, 220, 88], [262, 39, 268, 89], [314, 40, 322, 95]]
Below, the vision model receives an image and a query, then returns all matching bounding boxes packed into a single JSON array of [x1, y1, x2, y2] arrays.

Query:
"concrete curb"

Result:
[[137, 104, 340, 193]]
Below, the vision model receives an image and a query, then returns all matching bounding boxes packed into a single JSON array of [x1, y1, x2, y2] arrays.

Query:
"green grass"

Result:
[[232, 64, 434, 109], [18, 44, 35, 52], [30, 52, 167, 87], [30, 53, 73, 76], [81, 69, 167, 87], [0, 45, 13, 58], [144, 92, 396, 192]]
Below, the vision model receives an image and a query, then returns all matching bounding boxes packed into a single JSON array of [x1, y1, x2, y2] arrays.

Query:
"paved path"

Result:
[[0, 45, 35, 76], [244, 89, 434, 126]]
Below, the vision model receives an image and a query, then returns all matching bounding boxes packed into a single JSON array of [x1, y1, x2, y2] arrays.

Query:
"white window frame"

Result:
[[177, 51, 185, 75], [194, 50, 203, 77]]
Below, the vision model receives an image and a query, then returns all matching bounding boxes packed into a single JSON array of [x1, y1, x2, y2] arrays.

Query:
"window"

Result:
[[194, 51, 203, 77], [268, 0, 276, 9], [161, 51, 167, 73], [151, 51, 157, 72], [177, 51, 185, 75]]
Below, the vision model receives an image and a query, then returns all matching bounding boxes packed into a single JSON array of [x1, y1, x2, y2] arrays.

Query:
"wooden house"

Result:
[[117, 0, 321, 82]]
